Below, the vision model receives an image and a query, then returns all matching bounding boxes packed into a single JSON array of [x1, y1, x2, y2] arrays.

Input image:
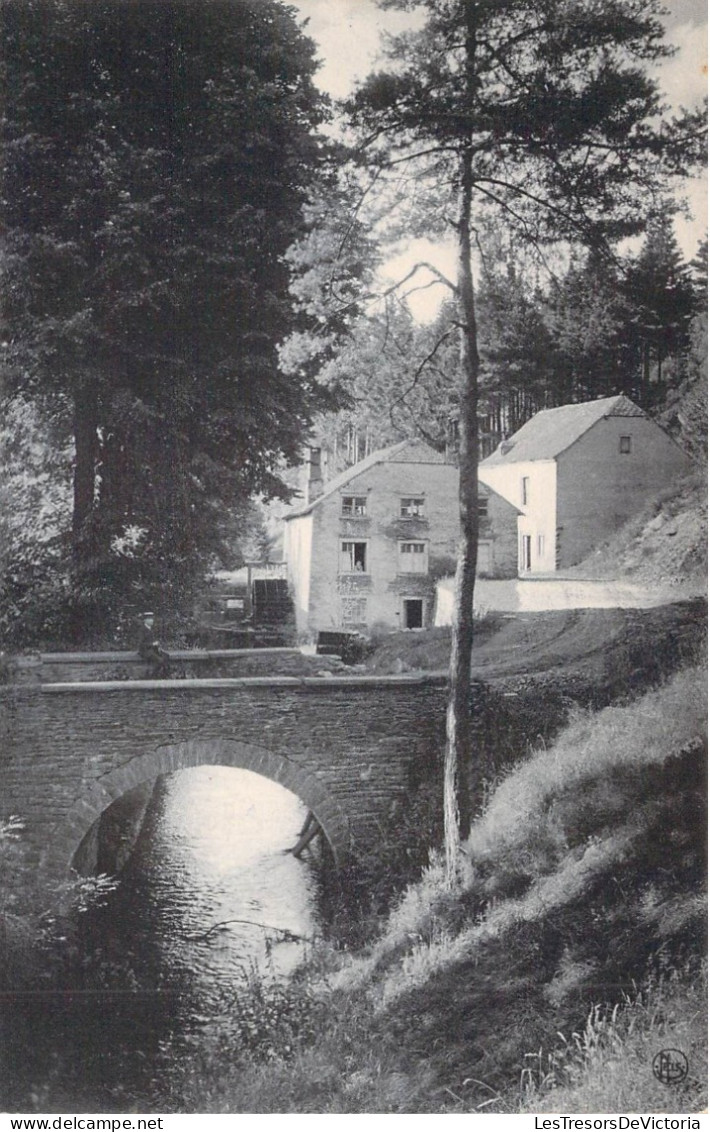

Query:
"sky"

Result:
[[289, 0, 707, 317], [291, 0, 707, 115]]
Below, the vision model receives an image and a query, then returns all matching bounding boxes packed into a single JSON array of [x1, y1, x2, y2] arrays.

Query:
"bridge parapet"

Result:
[[4, 648, 344, 684], [0, 670, 449, 877]]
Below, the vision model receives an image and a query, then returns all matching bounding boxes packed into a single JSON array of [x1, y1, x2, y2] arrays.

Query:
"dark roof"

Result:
[[481, 395, 647, 466], [285, 438, 452, 520]]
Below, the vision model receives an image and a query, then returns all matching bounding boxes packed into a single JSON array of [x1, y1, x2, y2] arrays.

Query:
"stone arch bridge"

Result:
[[1, 650, 450, 875]]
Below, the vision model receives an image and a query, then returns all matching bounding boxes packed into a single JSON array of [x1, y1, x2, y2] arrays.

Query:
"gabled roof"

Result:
[[285, 438, 452, 520], [480, 395, 647, 467]]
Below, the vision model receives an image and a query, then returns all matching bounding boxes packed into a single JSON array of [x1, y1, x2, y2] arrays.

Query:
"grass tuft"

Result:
[[520, 962, 708, 1114]]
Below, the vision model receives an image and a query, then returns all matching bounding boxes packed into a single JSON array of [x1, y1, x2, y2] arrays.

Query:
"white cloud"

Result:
[[292, 0, 417, 99], [657, 19, 708, 256], [656, 19, 708, 112]]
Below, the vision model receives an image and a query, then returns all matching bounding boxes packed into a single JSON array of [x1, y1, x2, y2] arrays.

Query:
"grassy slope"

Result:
[[363, 600, 705, 689], [164, 661, 707, 1114], [570, 471, 707, 592], [518, 965, 708, 1114]]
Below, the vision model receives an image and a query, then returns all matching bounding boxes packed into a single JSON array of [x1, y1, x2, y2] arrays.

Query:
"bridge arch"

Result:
[[48, 737, 353, 876]]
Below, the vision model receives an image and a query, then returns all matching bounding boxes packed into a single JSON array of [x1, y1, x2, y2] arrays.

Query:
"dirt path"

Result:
[[470, 603, 702, 681], [367, 600, 707, 693]]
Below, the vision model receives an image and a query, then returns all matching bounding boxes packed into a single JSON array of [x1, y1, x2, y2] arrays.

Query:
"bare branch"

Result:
[[183, 918, 311, 943], [383, 144, 462, 167], [387, 325, 457, 436], [381, 260, 458, 296], [402, 277, 451, 301]]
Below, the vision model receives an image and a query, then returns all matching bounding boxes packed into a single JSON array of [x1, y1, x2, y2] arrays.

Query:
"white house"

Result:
[[478, 394, 694, 575], [283, 438, 518, 637]]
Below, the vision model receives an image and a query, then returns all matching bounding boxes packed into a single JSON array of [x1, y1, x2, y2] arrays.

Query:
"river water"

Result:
[[44, 767, 325, 1107], [112, 766, 321, 997], [98, 765, 321, 1005]]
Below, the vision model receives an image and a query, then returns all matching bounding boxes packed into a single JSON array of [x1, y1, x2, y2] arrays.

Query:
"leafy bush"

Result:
[[216, 973, 328, 1064]]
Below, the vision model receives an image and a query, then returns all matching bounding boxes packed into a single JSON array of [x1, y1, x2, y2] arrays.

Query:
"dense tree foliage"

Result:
[[304, 295, 458, 459], [1, 0, 338, 641], [279, 164, 380, 381], [620, 210, 697, 395], [311, 218, 705, 469]]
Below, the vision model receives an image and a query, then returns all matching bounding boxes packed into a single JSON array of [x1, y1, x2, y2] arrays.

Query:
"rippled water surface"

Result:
[[108, 766, 319, 999], [4, 770, 324, 1109]]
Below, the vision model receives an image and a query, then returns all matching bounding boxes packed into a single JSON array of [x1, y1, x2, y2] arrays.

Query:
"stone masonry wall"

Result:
[[20, 648, 343, 684], [0, 676, 448, 875], [306, 460, 459, 634]]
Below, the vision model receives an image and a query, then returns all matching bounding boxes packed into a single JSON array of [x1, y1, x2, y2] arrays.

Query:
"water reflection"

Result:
[[3, 769, 321, 1111], [107, 766, 319, 999]]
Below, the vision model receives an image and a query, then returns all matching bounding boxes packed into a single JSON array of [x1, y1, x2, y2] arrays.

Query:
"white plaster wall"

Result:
[[283, 513, 313, 634], [480, 459, 557, 574]]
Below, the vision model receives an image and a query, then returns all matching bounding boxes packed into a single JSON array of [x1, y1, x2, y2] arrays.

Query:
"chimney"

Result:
[[307, 447, 323, 503]]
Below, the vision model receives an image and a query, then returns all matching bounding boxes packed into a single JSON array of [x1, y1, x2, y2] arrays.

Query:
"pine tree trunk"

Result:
[[443, 138, 480, 886]]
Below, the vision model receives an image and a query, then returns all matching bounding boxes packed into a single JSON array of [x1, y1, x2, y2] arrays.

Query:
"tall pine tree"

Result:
[[346, 0, 706, 882], [621, 209, 697, 399]]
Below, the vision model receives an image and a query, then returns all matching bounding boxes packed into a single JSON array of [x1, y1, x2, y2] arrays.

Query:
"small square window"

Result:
[[342, 495, 367, 516], [399, 541, 428, 573], [340, 541, 367, 572], [619, 436, 632, 454], [400, 497, 425, 518]]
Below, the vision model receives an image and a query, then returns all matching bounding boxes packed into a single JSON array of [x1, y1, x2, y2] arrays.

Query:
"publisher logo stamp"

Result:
[[653, 1048, 689, 1085]]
